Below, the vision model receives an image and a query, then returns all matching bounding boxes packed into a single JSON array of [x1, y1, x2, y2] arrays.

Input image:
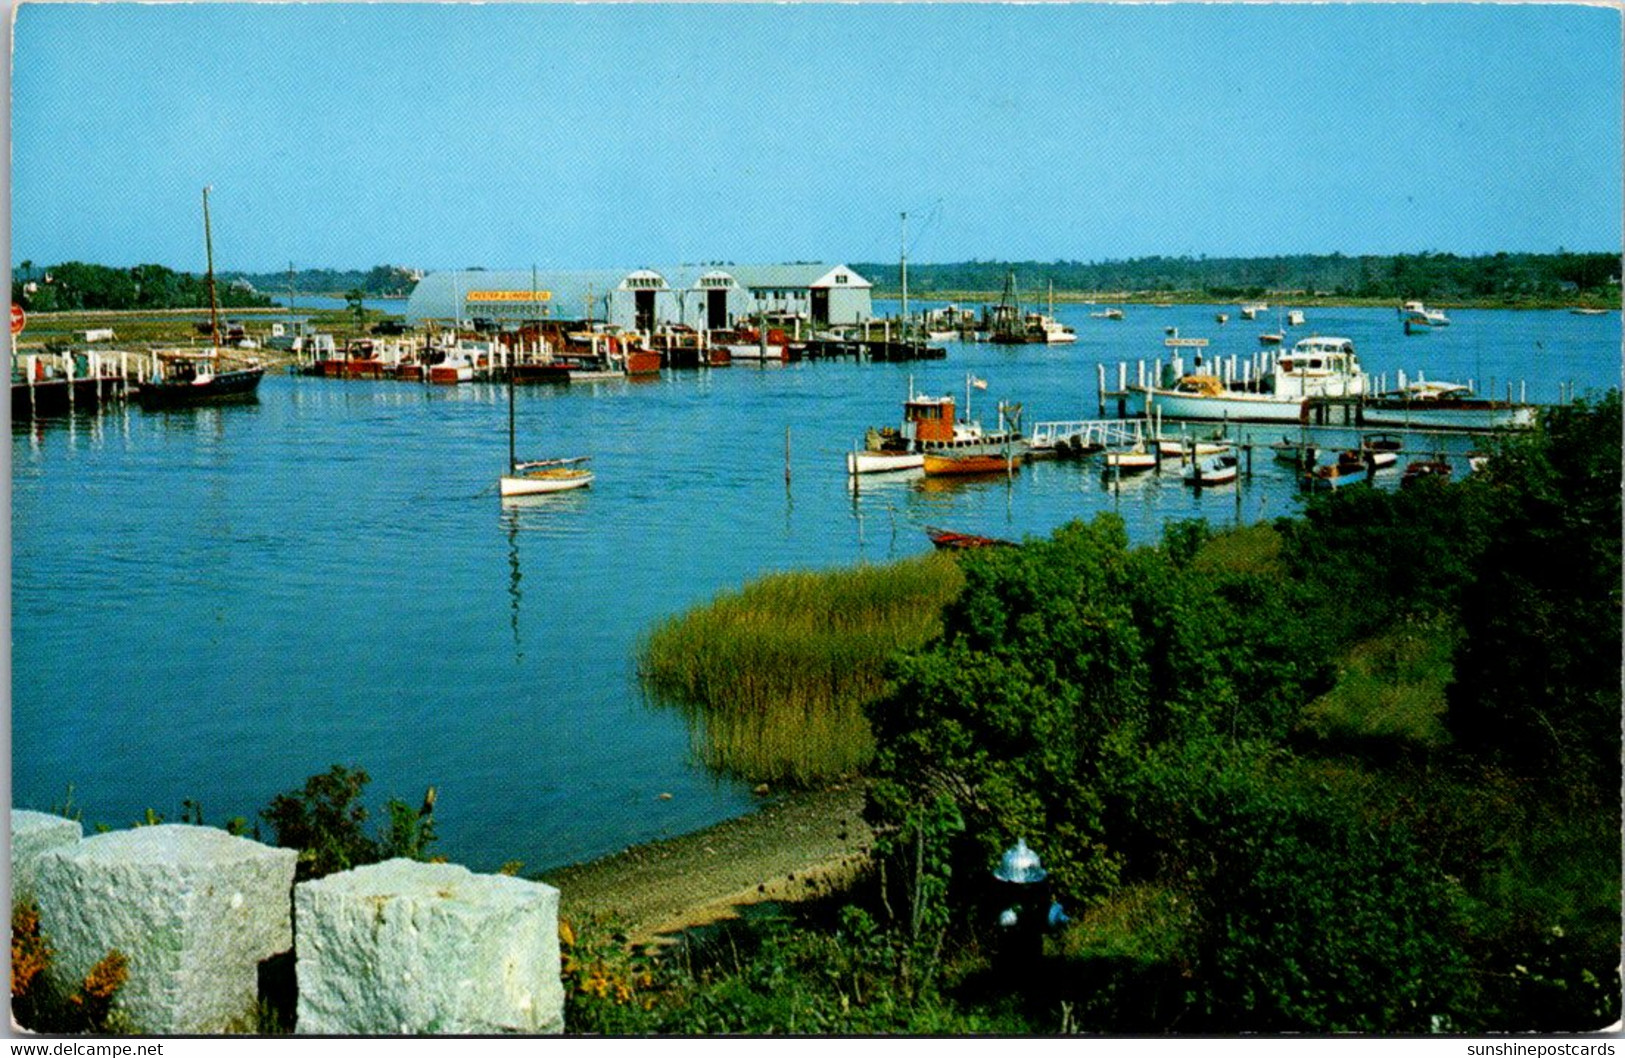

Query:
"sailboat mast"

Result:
[[507, 360, 517, 472], [202, 186, 220, 347], [899, 211, 909, 334]]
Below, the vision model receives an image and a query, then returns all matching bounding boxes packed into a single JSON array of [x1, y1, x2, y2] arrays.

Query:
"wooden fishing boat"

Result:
[[925, 526, 1015, 550], [847, 377, 1026, 474], [135, 188, 264, 409]]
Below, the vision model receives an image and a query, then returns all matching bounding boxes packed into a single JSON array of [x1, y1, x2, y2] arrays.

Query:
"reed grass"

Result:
[[639, 554, 964, 785]]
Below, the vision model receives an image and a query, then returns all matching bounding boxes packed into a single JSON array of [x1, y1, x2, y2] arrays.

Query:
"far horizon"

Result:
[[9, 4, 1622, 274], [12, 249, 1623, 281]]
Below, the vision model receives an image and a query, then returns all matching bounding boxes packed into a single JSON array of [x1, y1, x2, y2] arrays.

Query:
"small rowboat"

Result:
[[925, 526, 1015, 550], [922, 451, 1020, 476], [1401, 459, 1453, 489], [847, 447, 925, 475], [1156, 437, 1230, 458], [1104, 443, 1157, 472], [1183, 451, 1239, 486], [1270, 438, 1318, 467], [1303, 460, 1371, 491]]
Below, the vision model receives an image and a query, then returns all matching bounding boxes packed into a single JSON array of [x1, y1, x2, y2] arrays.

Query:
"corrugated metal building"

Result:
[[403, 264, 873, 330]]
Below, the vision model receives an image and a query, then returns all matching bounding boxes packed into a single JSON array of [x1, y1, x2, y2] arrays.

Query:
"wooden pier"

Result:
[[11, 349, 139, 420]]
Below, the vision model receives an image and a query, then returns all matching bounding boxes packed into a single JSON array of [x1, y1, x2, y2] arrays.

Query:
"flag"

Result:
[[971, 376, 988, 390]]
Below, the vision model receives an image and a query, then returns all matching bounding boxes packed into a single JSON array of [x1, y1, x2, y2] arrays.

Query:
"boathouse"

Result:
[[403, 264, 873, 331]]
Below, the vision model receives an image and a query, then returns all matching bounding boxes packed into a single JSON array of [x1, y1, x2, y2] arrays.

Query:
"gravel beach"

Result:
[[540, 784, 873, 944]]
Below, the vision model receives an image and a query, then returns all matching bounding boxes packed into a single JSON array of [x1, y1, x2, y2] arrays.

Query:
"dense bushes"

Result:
[[857, 393, 1621, 1032]]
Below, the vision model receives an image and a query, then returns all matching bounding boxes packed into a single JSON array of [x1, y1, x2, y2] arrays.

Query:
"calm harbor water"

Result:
[[10, 303, 1619, 871]]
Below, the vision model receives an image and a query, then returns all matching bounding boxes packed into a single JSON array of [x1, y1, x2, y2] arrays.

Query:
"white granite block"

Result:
[[295, 859, 564, 1035], [34, 824, 298, 1033], [9, 810, 83, 901]]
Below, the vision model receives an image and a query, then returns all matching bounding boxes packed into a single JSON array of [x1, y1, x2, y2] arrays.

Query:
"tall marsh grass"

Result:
[[639, 554, 964, 785]]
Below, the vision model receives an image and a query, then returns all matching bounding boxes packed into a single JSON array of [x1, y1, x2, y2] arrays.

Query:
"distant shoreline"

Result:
[[869, 290, 1621, 311]]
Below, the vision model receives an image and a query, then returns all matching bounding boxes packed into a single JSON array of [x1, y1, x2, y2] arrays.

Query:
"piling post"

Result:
[[1097, 363, 1106, 416], [1133, 360, 1141, 390], [65, 351, 75, 410], [1519, 380, 1526, 404]]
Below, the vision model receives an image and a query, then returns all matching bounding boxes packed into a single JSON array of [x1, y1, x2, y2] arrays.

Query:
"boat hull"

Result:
[[847, 449, 926, 475], [922, 452, 1020, 476], [1130, 386, 1307, 424], [1361, 401, 1536, 431], [499, 469, 594, 496], [135, 366, 264, 409]]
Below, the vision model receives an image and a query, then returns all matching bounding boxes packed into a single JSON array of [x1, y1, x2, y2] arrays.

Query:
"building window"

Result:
[[835, 274, 848, 284]]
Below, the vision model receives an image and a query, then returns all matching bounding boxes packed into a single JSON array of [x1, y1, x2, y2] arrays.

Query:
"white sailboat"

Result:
[[499, 365, 593, 496]]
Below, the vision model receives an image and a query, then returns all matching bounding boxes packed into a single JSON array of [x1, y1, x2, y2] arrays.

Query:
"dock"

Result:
[[11, 349, 140, 420]]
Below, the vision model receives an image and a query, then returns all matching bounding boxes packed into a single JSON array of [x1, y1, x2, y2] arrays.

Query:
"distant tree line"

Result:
[[852, 251, 1622, 302], [8, 262, 422, 313], [10, 261, 274, 313], [229, 264, 421, 299]]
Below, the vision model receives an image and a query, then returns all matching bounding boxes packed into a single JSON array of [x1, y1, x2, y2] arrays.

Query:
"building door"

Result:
[[635, 290, 656, 333], [811, 288, 830, 326], [707, 290, 728, 330]]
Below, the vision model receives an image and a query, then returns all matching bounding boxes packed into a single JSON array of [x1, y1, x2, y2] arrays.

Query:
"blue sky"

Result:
[[8, 3, 1622, 272]]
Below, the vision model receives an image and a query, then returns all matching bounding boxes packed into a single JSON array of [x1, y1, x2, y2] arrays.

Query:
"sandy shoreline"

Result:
[[540, 784, 873, 944]]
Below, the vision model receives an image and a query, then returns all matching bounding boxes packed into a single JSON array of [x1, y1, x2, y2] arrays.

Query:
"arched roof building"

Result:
[[403, 263, 873, 331]]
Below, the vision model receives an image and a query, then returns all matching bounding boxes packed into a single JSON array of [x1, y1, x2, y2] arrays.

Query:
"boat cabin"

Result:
[[1273, 337, 1364, 398], [1172, 375, 1227, 396], [902, 394, 957, 444]]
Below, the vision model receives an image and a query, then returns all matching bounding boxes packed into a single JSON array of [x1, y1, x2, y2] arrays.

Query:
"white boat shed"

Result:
[[403, 264, 874, 332]]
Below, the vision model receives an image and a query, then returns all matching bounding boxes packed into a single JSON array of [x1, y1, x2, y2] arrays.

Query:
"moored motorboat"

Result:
[[1336, 447, 1398, 472], [1270, 437, 1318, 467], [1303, 459, 1372, 491], [1401, 459, 1453, 488], [1182, 451, 1238, 485], [1130, 334, 1364, 424], [1361, 381, 1536, 431], [429, 357, 475, 384], [1401, 300, 1450, 326]]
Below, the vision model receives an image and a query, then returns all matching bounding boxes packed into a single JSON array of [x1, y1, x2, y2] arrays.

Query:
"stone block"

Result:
[[10, 810, 83, 901], [34, 824, 298, 1034], [295, 859, 564, 1035]]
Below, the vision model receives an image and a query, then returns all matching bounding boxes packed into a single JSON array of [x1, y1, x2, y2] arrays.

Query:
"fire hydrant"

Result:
[[990, 839, 1068, 969]]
